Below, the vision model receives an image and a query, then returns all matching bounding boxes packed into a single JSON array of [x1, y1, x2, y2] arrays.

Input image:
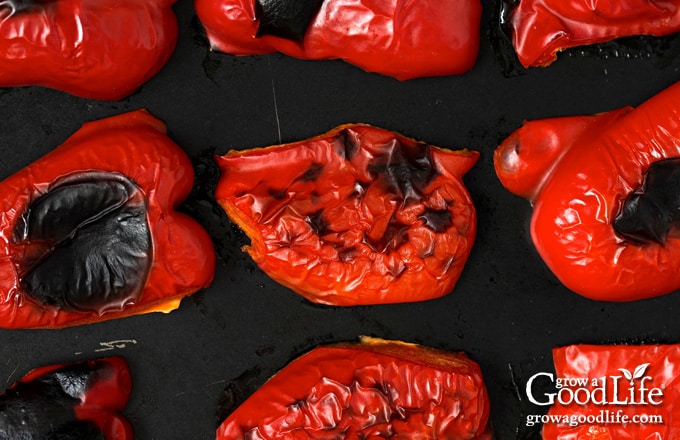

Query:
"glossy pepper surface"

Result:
[[195, 0, 482, 80], [503, 0, 680, 68], [543, 344, 680, 439], [494, 81, 680, 302], [0, 0, 178, 100], [216, 337, 492, 439], [0, 109, 215, 328], [0, 356, 133, 440], [215, 124, 478, 306]]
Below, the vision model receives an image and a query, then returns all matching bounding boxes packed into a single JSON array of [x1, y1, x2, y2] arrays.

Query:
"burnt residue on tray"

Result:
[[491, 0, 525, 77], [179, 147, 248, 265], [491, 0, 680, 76], [190, 13, 223, 85], [214, 333, 339, 428], [215, 366, 262, 429]]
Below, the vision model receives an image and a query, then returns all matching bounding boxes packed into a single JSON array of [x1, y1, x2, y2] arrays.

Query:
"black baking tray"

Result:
[[3, 0, 680, 439]]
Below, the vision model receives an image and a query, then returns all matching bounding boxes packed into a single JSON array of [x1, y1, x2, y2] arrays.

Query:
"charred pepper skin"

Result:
[[0, 0, 178, 100], [215, 124, 478, 306], [543, 345, 680, 439], [216, 337, 492, 439], [195, 0, 482, 80], [0, 109, 216, 328], [0, 357, 133, 440], [613, 158, 680, 246], [16, 172, 152, 313], [503, 0, 680, 68], [255, 0, 325, 41], [494, 81, 680, 302]]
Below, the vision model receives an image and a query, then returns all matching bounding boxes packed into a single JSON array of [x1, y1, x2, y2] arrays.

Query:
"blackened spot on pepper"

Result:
[[420, 208, 453, 233], [15, 179, 130, 244], [298, 163, 324, 182], [367, 140, 437, 205], [1, 0, 43, 15], [15, 172, 151, 314], [334, 129, 359, 161], [350, 181, 368, 200], [307, 210, 330, 236], [339, 247, 360, 262], [255, 0, 325, 41], [614, 158, 680, 245], [0, 363, 105, 440], [365, 217, 410, 253], [268, 188, 288, 200], [381, 222, 410, 252]]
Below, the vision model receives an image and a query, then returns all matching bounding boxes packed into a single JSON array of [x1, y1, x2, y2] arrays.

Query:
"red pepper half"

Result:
[[0, 0, 178, 100], [542, 344, 680, 439], [216, 337, 492, 439], [494, 81, 680, 302], [195, 0, 482, 80], [215, 124, 478, 306], [0, 109, 215, 328], [0, 356, 132, 439], [503, 0, 680, 68]]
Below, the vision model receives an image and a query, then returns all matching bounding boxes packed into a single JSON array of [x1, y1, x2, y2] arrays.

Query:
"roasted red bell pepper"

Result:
[[494, 81, 680, 302], [217, 337, 492, 439], [195, 0, 482, 80], [215, 124, 478, 306], [0, 109, 215, 328], [0, 0, 178, 100], [540, 344, 679, 439], [502, 0, 680, 68], [0, 356, 132, 439]]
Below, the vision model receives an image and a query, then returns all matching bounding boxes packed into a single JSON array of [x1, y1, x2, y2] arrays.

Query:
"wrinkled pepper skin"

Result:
[[543, 345, 680, 439], [0, 0, 178, 100], [0, 109, 215, 328], [195, 0, 482, 80], [215, 124, 478, 306], [494, 81, 680, 302], [216, 337, 492, 439], [0, 357, 133, 440], [503, 0, 680, 68]]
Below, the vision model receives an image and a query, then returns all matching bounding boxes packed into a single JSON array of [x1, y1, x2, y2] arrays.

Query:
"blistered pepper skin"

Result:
[[0, 109, 216, 328], [494, 81, 680, 302], [544, 345, 680, 439], [216, 337, 492, 439], [0, 0, 178, 100], [0, 357, 133, 440], [215, 124, 478, 306], [504, 0, 680, 68], [195, 0, 482, 80]]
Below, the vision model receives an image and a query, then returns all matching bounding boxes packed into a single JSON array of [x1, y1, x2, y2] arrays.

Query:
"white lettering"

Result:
[[526, 371, 665, 407], [526, 372, 555, 406]]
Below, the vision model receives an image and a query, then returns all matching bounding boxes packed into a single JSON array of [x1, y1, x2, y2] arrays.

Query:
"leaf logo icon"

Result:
[[619, 368, 633, 382], [619, 363, 650, 385], [633, 363, 650, 380]]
